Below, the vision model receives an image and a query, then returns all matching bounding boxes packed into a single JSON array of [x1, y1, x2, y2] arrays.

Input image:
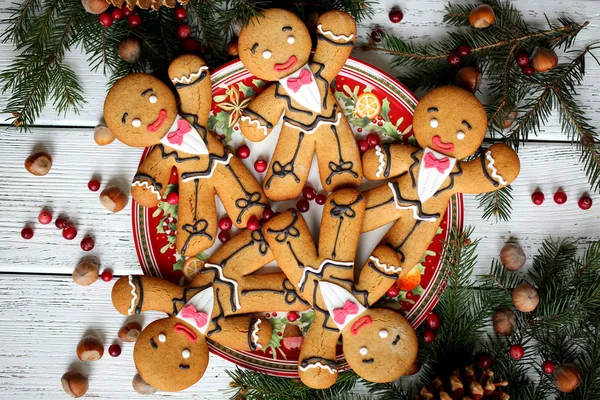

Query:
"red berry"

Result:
[[262, 208, 274, 221], [553, 190, 567, 204], [516, 53, 530, 67], [509, 344, 524, 360], [315, 194, 326, 205], [111, 8, 124, 21], [100, 270, 113, 282], [297, 199, 310, 213], [166, 192, 179, 205], [55, 218, 68, 229], [178, 24, 191, 39], [388, 9, 403, 23], [108, 344, 121, 357], [358, 139, 369, 153], [80, 236, 95, 251], [377, 121, 383, 127], [578, 195, 592, 210], [302, 186, 316, 200], [426, 313, 441, 330], [21, 227, 34, 240], [99, 12, 113, 27], [457, 45, 471, 58], [236, 145, 250, 159], [218, 217, 232, 231], [476, 352, 493, 369], [38, 210, 52, 225], [272, 312, 277, 317], [542, 360, 555, 374], [122, 7, 132, 16], [254, 159, 267, 173], [522, 66, 535, 76], [531, 191, 544, 205], [62, 226, 77, 240], [287, 311, 299, 322], [423, 330, 436, 343], [182, 38, 200, 53], [88, 179, 100, 192], [174, 7, 187, 20], [370, 29, 384, 43], [366, 132, 380, 148], [128, 14, 141, 28], [447, 53, 460, 66], [247, 215, 260, 231], [218, 230, 230, 243], [386, 284, 400, 297]]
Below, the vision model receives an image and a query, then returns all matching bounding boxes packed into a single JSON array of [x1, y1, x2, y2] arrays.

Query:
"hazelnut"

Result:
[[72, 260, 99, 286], [532, 47, 558, 73], [455, 66, 482, 93], [118, 321, 143, 342], [512, 282, 539, 312], [405, 357, 421, 376], [76, 335, 104, 361], [118, 37, 142, 64], [494, 109, 519, 130], [99, 186, 129, 213], [554, 364, 581, 393], [132, 373, 157, 395], [492, 308, 517, 335], [61, 371, 89, 398], [226, 40, 239, 57], [94, 124, 115, 146], [24, 151, 52, 176], [500, 242, 526, 271], [469, 5, 495, 28], [81, 0, 109, 14]]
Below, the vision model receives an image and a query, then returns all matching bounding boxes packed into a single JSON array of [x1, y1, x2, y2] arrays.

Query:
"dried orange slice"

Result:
[[397, 266, 421, 291], [182, 256, 204, 281], [355, 92, 381, 119]]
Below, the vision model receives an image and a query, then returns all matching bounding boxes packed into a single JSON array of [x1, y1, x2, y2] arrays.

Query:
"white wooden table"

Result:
[[1, 1, 599, 398]]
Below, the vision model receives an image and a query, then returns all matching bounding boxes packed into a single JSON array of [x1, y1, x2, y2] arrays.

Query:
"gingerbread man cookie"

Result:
[[111, 228, 309, 392], [361, 86, 520, 276], [104, 54, 269, 256], [262, 189, 418, 389], [238, 9, 363, 201]]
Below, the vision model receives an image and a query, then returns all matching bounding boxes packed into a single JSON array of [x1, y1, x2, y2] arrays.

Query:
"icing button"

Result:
[[262, 50, 272, 59], [132, 118, 142, 128], [456, 131, 465, 140], [359, 347, 368, 355], [429, 118, 438, 128], [182, 349, 191, 359], [149, 95, 157, 104], [287, 36, 295, 44], [158, 333, 166, 342], [379, 329, 389, 339]]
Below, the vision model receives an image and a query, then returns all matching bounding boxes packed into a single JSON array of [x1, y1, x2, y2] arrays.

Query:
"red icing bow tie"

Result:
[[181, 304, 208, 328], [286, 69, 313, 93], [333, 300, 359, 325], [167, 119, 192, 145], [424, 152, 450, 173]]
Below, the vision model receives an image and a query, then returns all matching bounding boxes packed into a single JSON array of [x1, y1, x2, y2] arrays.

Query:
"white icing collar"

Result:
[[159, 114, 208, 156], [174, 287, 214, 336], [279, 63, 322, 113], [417, 147, 456, 203]]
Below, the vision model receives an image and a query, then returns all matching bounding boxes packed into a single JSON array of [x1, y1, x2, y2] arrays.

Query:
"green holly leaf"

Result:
[[351, 116, 374, 128], [173, 258, 183, 271], [412, 285, 425, 296], [252, 79, 265, 88], [208, 110, 230, 131], [381, 121, 400, 137], [197, 252, 208, 261], [299, 310, 315, 326], [213, 93, 229, 103], [265, 318, 287, 358], [179, 276, 186, 286], [238, 82, 255, 97], [397, 291, 416, 304], [363, 86, 373, 93], [407, 136, 418, 146], [380, 98, 391, 121]]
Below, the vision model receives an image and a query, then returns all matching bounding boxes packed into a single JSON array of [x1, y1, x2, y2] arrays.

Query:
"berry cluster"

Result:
[[531, 189, 592, 210]]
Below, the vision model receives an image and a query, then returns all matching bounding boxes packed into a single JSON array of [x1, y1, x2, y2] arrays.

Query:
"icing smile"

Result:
[[147, 109, 168, 132], [350, 316, 372, 335], [174, 323, 197, 342], [432, 135, 455, 153], [274, 55, 298, 72]]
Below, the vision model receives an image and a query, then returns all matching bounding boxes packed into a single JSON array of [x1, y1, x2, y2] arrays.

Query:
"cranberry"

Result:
[[272, 312, 277, 317], [531, 191, 544, 205], [99, 12, 113, 27], [509, 344, 524, 360], [254, 159, 267, 173], [426, 313, 441, 330], [218, 217, 232, 231], [553, 190, 567, 204], [366, 133, 381, 148], [128, 14, 141, 28], [297, 199, 310, 213], [358, 139, 369, 153], [182, 38, 200, 53], [236, 145, 250, 159], [122, 7, 132, 16], [578, 195, 592, 210], [174, 7, 187, 20], [80, 236, 95, 251], [386, 284, 400, 297], [516, 53, 530, 67], [21, 226, 34, 240], [247, 215, 260, 231], [315, 194, 326, 205], [287, 311, 299, 322], [55, 218, 68, 229], [88, 179, 100, 192], [447, 53, 460, 66], [38, 210, 52, 225], [166, 192, 179, 205], [101, 270, 113, 282], [109, 344, 121, 357], [218, 230, 230, 243], [388, 9, 403, 23], [262, 208, 274, 221], [542, 360, 555, 374], [111, 8, 124, 21], [377, 121, 383, 126], [302, 186, 316, 200], [522, 66, 535, 76], [62, 226, 77, 240], [178, 24, 191, 39], [423, 329, 436, 343], [476, 352, 493, 369], [457, 45, 471, 58], [370, 29, 384, 43]]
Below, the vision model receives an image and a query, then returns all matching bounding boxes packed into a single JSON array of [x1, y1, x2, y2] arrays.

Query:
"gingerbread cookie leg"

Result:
[[176, 178, 217, 256]]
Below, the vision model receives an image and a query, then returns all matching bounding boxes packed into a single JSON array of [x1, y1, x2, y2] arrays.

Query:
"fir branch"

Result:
[[476, 185, 513, 222]]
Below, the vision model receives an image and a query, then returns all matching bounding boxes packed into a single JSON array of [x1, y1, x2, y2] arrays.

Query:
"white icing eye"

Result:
[[158, 334, 166, 342], [132, 118, 142, 128], [379, 329, 389, 339], [359, 347, 368, 355], [287, 36, 295, 44], [182, 349, 191, 359], [456, 131, 465, 140], [262, 50, 272, 59], [149, 95, 157, 104], [429, 118, 439, 128]]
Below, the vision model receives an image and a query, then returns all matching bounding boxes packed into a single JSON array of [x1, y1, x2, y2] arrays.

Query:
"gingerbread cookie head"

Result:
[[341, 308, 418, 383], [104, 73, 178, 148], [412, 86, 487, 160], [238, 8, 311, 82], [134, 317, 209, 392]]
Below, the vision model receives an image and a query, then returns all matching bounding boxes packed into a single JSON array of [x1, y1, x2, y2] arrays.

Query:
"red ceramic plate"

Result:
[[132, 58, 463, 377]]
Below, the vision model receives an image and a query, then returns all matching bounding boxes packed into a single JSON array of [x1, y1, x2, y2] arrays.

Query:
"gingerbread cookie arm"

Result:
[[454, 143, 520, 194], [239, 86, 285, 142], [131, 146, 175, 208], [355, 245, 404, 306], [312, 10, 357, 82], [362, 143, 422, 181], [207, 314, 272, 352]]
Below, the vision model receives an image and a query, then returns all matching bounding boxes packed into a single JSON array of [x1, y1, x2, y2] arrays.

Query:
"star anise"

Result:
[[217, 86, 254, 128]]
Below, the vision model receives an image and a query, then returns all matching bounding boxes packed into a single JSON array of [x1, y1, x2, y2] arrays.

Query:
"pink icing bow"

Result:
[[180, 304, 208, 328], [424, 152, 450, 173], [167, 119, 192, 145], [286, 69, 313, 93], [333, 300, 359, 325]]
